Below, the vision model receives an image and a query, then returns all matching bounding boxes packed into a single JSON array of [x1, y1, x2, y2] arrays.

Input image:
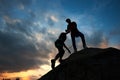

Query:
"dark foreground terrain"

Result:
[[38, 47, 120, 80]]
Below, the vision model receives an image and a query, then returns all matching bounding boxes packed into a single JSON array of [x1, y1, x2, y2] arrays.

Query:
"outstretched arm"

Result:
[[65, 25, 70, 33], [63, 43, 71, 54]]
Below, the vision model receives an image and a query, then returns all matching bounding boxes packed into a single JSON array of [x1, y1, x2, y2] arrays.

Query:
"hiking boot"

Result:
[[51, 59, 55, 69]]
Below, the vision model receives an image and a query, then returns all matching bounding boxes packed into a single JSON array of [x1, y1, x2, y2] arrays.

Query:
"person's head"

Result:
[[66, 18, 71, 23], [59, 32, 67, 41]]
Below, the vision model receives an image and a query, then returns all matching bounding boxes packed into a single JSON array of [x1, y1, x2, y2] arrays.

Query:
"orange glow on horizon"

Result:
[[0, 66, 51, 80], [0, 71, 33, 80], [21, 76, 30, 80]]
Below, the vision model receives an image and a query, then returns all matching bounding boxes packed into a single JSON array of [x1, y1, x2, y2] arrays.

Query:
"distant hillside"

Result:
[[38, 47, 120, 80]]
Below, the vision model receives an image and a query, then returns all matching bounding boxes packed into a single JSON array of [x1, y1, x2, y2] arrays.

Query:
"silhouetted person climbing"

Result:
[[51, 32, 71, 69], [65, 18, 87, 53]]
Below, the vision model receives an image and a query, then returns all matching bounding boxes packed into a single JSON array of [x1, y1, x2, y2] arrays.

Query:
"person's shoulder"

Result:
[[71, 21, 76, 24], [72, 21, 77, 26], [72, 21, 76, 23]]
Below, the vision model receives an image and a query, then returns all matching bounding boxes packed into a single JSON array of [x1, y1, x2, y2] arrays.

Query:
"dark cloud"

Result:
[[0, 0, 54, 72], [3, 15, 34, 36], [0, 16, 53, 72], [0, 27, 52, 72], [0, 31, 33, 72]]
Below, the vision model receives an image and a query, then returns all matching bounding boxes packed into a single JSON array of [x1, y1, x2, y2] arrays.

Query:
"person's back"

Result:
[[70, 21, 79, 36], [55, 39, 64, 48], [70, 22, 77, 31]]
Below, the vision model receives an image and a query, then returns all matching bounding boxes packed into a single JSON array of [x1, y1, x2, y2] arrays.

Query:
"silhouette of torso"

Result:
[[67, 22, 79, 36], [55, 39, 64, 48]]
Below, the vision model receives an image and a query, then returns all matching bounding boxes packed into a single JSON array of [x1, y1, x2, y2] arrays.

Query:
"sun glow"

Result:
[[0, 69, 44, 80]]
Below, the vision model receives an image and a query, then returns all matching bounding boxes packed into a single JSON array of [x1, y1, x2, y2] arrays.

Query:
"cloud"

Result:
[[0, 18, 55, 72], [0, 0, 33, 16], [50, 15, 58, 22], [87, 30, 108, 47], [0, 12, 60, 73], [99, 36, 109, 48], [3, 15, 32, 36], [108, 26, 120, 48], [19, 3, 25, 10], [0, 27, 53, 73], [44, 13, 59, 27], [3, 15, 21, 26], [0, 3, 57, 73], [0, 0, 118, 75], [109, 26, 120, 36], [0, 30, 35, 72]]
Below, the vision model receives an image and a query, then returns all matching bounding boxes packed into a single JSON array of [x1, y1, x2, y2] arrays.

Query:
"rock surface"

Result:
[[38, 47, 120, 80]]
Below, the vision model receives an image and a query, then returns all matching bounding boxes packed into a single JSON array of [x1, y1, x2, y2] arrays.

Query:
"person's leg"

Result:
[[59, 48, 65, 63], [51, 48, 61, 69], [78, 32, 87, 49], [51, 54, 60, 69], [71, 36, 77, 53], [54, 53, 60, 61]]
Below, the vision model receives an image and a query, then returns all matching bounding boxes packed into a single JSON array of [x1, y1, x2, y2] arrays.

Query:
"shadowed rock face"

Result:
[[38, 47, 120, 80]]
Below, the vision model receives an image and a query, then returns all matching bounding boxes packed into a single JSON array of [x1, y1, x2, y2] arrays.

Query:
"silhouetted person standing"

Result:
[[51, 32, 71, 69], [65, 18, 87, 53]]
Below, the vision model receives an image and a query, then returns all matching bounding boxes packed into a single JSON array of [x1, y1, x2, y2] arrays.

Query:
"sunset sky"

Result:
[[0, 0, 120, 80]]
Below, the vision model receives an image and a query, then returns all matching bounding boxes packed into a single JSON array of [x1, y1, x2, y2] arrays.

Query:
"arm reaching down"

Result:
[[63, 43, 71, 54]]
